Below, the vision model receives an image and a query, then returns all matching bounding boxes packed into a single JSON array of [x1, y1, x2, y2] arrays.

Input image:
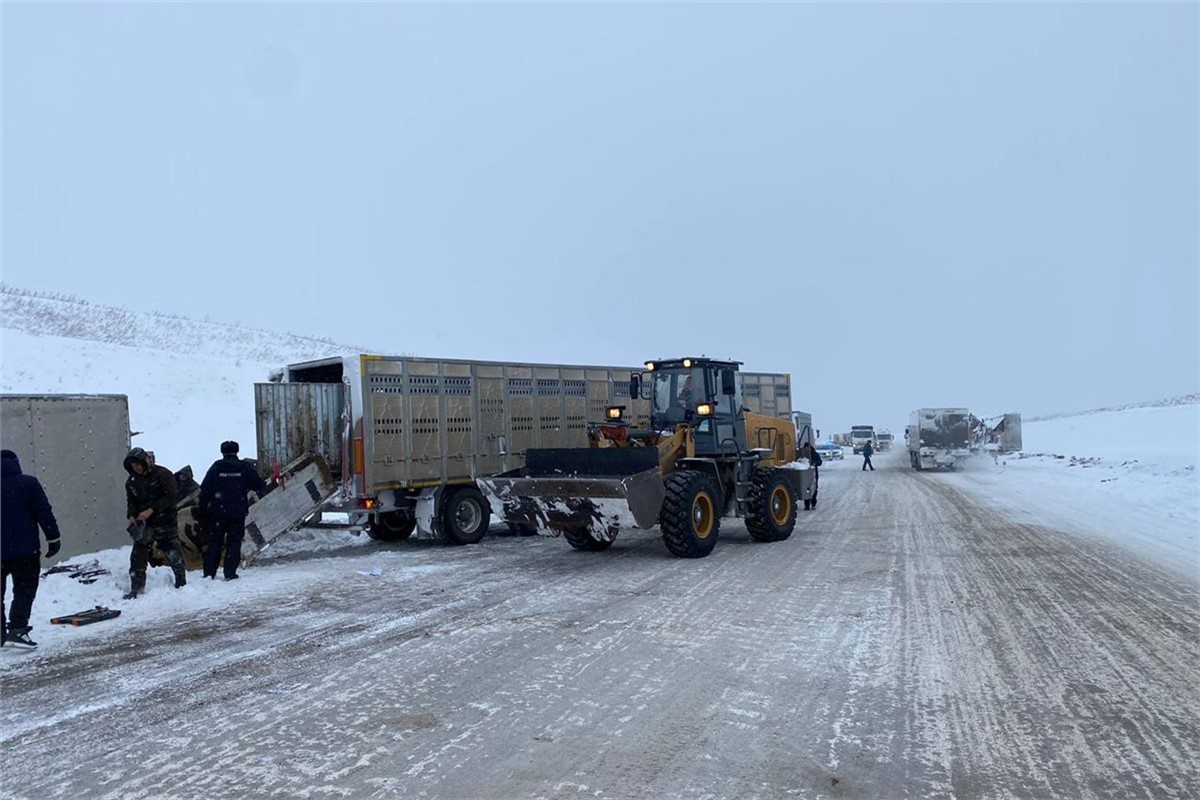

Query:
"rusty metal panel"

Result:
[[444, 369, 474, 481], [742, 372, 791, 421], [775, 377, 793, 417], [564, 377, 588, 446], [255, 382, 345, 477], [366, 367, 407, 488], [536, 371, 564, 448], [506, 370, 535, 468], [405, 361, 442, 484], [476, 375, 505, 477]]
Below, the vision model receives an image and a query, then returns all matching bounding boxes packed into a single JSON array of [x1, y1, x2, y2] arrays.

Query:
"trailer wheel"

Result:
[[441, 486, 491, 546], [745, 469, 796, 542], [368, 511, 416, 542], [660, 471, 720, 558], [564, 525, 615, 551]]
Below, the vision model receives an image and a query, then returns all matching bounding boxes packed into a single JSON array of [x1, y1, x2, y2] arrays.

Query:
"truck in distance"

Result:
[[850, 425, 876, 454], [906, 408, 973, 470]]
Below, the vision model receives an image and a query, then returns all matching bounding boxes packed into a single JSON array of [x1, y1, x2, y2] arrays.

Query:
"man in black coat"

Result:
[[124, 446, 187, 598], [798, 442, 823, 510], [199, 441, 267, 581], [1, 449, 63, 647], [861, 440, 875, 472]]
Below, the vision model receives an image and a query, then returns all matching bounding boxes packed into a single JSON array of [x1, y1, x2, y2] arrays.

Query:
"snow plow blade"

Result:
[[479, 448, 665, 541]]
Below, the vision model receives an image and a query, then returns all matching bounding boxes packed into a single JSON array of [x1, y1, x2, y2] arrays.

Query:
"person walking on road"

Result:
[[198, 441, 267, 581], [124, 447, 187, 598], [799, 442, 823, 510], [1, 449, 63, 647], [861, 439, 875, 472]]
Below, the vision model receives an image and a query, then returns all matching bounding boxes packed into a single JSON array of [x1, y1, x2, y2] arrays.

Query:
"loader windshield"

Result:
[[650, 366, 741, 431], [652, 368, 706, 428]]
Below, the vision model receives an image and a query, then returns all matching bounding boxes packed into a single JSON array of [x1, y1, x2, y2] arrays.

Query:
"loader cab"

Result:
[[642, 358, 745, 456]]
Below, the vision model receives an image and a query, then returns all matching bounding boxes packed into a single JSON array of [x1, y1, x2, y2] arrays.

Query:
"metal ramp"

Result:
[[241, 453, 340, 564]]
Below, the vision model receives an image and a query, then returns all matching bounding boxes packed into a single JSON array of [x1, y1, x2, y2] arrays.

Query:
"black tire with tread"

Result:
[[659, 471, 721, 558], [440, 486, 490, 545], [368, 510, 416, 542], [564, 526, 615, 551], [745, 469, 797, 542]]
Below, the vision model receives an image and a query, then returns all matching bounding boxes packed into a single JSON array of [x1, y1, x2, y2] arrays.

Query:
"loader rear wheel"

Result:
[[369, 510, 416, 542], [564, 525, 615, 552], [745, 469, 796, 542], [660, 471, 720, 558], [441, 486, 491, 546]]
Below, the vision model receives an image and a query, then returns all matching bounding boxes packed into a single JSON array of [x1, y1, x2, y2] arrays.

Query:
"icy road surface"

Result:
[[2, 452, 1197, 799]]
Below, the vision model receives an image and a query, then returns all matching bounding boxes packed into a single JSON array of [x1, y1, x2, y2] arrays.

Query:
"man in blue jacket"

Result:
[[199, 441, 267, 581], [1, 449, 62, 647]]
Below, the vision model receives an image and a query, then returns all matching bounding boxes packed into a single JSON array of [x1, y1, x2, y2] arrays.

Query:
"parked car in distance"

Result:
[[815, 441, 844, 460]]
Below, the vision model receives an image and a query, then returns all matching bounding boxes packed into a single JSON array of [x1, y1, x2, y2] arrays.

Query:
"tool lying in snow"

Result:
[[41, 560, 112, 584], [50, 606, 122, 626]]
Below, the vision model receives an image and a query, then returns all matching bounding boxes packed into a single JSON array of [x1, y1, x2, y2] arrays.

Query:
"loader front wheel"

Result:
[[660, 471, 720, 558], [564, 525, 615, 552], [745, 469, 796, 543], [441, 486, 491, 546], [369, 510, 416, 542]]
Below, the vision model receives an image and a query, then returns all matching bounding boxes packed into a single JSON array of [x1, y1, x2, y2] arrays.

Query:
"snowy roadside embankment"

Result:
[[939, 403, 1199, 581]]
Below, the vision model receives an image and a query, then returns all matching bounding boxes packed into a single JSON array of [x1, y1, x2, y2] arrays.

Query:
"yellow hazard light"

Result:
[[606, 406, 624, 420]]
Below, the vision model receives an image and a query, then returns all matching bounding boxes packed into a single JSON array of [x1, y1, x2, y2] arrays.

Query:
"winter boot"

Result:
[[803, 500, 811, 510], [173, 568, 187, 589], [7, 627, 37, 648], [124, 570, 146, 600]]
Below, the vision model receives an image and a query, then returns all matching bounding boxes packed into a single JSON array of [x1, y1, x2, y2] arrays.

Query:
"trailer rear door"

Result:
[[255, 382, 347, 478]]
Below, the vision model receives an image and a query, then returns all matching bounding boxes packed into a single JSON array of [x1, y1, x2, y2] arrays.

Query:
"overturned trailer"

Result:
[[0, 394, 130, 562], [254, 355, 800, 546]]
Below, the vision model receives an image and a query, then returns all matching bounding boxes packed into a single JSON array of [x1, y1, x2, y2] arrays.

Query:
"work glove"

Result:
[[45, 539, 61, 559]]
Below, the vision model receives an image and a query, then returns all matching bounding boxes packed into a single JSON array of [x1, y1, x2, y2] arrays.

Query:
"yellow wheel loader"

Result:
[[479, 358, 812, 558]]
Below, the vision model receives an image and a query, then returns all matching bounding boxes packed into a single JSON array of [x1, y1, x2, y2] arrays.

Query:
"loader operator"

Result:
[[678, 375, 695, 411]]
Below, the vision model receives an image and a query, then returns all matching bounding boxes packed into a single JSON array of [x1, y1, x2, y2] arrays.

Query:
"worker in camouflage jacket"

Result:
[[124, 447, 186, 598]]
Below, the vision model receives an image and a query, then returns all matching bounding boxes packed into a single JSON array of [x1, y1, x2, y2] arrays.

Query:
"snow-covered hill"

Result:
[[1, 286, 371, 472], [1, 284, 369, 364]]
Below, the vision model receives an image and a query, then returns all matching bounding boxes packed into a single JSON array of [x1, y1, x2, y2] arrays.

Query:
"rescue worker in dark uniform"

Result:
[[175, 465, 201, 510], [1, 449, 62, 647], [124, 447, 186, 598], [199, 441, 267, 581]]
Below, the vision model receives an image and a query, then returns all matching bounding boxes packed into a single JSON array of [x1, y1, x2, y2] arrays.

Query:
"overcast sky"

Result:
[[3, 3, 1196, 434]]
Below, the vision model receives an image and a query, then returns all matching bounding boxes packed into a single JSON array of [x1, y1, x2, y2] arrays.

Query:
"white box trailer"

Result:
[[255, 355, 796, 544], [1, 394, 130, 562]]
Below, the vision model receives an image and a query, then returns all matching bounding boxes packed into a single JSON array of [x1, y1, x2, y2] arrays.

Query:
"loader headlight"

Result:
[[645, 361, 656, 371], [696, 403, 715, 417], [606, 406, 625, 420], [682, 358, 693, 368]]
